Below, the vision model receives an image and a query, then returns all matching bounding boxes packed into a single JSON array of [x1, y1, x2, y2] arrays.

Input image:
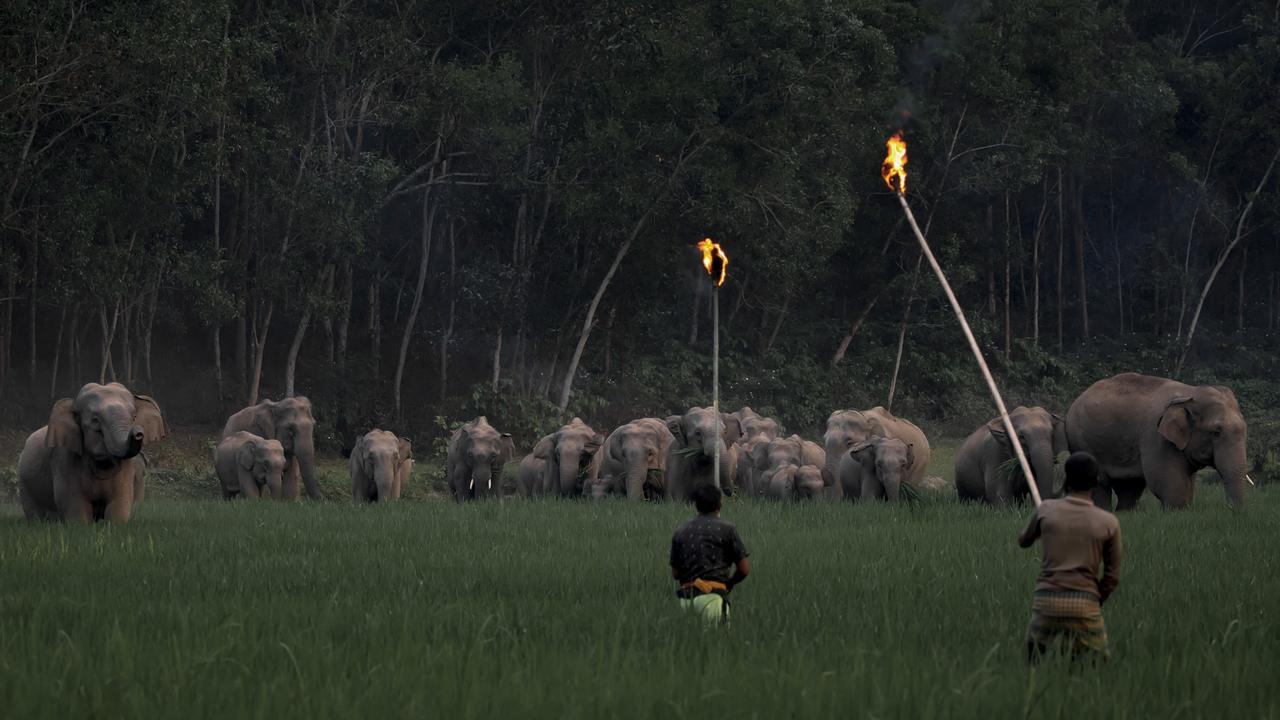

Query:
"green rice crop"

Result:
[[0, 463, 1276, 717]]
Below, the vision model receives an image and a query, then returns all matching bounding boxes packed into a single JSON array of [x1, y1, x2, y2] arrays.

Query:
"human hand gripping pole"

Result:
[[883, 132, 1041, 506]]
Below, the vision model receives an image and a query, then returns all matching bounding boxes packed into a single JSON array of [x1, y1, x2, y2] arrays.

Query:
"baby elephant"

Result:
[[216, 431, 288, 500], [767, 465, 826, 501], [351, 429, 413, 502], [844, 437, 917, 501]]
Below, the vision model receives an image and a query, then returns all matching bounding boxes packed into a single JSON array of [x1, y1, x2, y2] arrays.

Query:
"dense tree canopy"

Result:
[[1, 0, 1277, 463]]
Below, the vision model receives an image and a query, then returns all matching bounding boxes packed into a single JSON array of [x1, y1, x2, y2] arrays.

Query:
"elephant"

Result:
[[215, 431, 288, 500], [1066, 373, 1251, 509], [825, 407, 931, 500], [17, 382, 166, 522], [731, 406, 782, 445], [350, 429, 413, 503], [749, 434, 827, 498], [766, 464, 826, 500], [517, 418, 605, 497], [222, 397, 319, 500], [665, 407, 742, 501], [955, 406, 1067, 504], [446, 417, 515, 502], [583, 474, 624, 500], [600, 418, 676, 500], [845, 436, 917, 501]]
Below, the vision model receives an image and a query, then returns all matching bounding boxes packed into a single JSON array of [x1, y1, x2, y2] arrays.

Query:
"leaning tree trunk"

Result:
[[49, 302, 67, 400], [886, 256, 923, 412], [393, 186, 437, 420], [557, 209, 653, 414], [1056, 166, 1065, 352], [1177, 148, 1280, 375], [831, 293, 881, 366], [284, 305, 311, 398], [247, 300, 273, 406], [1072, 173, 1090, 343], [28, 228, 38, 383]]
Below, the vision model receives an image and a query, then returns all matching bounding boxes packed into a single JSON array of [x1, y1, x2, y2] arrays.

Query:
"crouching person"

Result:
[[1019, 451, 1123, 662], [670, 485, 750, 626]]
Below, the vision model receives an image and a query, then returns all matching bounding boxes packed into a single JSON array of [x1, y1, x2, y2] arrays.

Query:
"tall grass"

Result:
[[1, 487, 1276, 718]]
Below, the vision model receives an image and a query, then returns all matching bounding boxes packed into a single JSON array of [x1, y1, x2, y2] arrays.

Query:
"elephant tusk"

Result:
[[1246, 474, 1255, 487]]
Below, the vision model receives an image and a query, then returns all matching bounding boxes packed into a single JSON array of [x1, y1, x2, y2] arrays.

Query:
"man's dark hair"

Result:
[[692, 485, 723, 514], [1063, 452, 1100, 493]]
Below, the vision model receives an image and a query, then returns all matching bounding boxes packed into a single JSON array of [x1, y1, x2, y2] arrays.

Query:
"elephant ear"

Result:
[[665, 416, 685, 445], [750, 440, 770, 469], [498, 432, 516, 462], [238, 439, 258, 471], [585, 433, 604, 456], [252, 402, 277, 439], [397, 437, 413, 464], [849, 439, 876, 460], [350, 435, 369, 484], [46, 398, 82, 453], [1158, 397, 1194, 450], [720, 413, 742, 446], [133, 394, 167, 443], [985, 418, 1010, 446]]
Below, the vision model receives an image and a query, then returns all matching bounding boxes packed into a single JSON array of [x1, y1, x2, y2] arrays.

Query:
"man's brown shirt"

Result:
[[1018, 496, 1123, 601]]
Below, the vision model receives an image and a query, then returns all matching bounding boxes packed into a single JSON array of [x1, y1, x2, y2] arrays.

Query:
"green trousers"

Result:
[[678, 593, 730, 626]]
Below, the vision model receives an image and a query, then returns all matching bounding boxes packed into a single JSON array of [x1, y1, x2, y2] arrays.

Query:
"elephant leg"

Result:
[[19, 485, 46, 520], [1113, 480, 1146, 511], [281, 458, 301, 500], [1141, 452, 1194, 509], [57, 491, 93, 523], [103, 495, 134, 522], [1092, 481, 1114, 510], [860, 469, 881, 501]]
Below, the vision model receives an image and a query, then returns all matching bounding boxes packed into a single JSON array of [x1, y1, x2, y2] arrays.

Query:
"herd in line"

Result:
[[13, 372, 1251, 521]]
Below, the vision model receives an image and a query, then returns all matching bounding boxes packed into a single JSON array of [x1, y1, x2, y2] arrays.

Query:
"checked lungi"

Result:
[[1026, 591, 1110, 660]]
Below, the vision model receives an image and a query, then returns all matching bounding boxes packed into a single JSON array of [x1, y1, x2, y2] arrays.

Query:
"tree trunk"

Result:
[[439, 219, 457, 404], [831, 292, 881, 366], [1177, 148, 1280, 375], [886, 256, 923, 412], [98, 304, 120, 384], [558, 209, 653, 414], [688, 286, 701, 345], [1072, 173, 1090, 342], [367, 271, 382, 368], [763, 292, 790, 355], [28, 229, 38, 383], [1056, 166, 1065, 352], [727, 276, 747, 333], [490, 328, 503, 393], [247, 300, 273, 406], [1237, 246, 1247, 333], [1268, 272, 1275, 333], [603, 305, 616, 378], [284, 305, 311, 398], [1111, 184, 1124, 335], [394, 186, 437, 420], [336, 260, 352, 371], [1032, 177, 1048, 344], [49, 302, 67, 400], [1176, 133, 1218, 341], [234, 309, 247, 392], [321, 268, 335, 365], [1003, 193, 1012, 362]]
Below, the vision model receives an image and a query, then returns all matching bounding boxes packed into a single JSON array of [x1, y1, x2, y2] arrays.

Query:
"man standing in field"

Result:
[[670, 485, 750, 625], [1019, 451, 1123, 662]]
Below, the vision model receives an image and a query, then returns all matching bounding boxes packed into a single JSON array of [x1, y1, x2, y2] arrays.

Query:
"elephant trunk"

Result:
[[471, 460, 493, 496], [702, 437, 723, 489], [294, 436, 320, 500], [373, 463, 395, 501], [1215, 443, 1249, 507], [557, 449, 581, 496], [104, 406, 144, 460], [625, 448, 649, 499], [266, 469, 285, 500], [1028, 445, 1057, 501], [882, 470, 901, 502]]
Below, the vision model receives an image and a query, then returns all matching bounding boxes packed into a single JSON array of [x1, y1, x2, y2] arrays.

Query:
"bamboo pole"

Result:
[[895, 192, 1041, 506], [712, 286, 720, 491]]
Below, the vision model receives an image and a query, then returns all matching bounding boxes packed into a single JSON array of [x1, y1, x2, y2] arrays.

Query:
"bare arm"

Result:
[[727, 557, 750, 589], [1017, 508, 1041, 548]]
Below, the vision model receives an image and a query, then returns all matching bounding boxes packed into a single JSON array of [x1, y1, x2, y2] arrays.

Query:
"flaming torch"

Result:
[[698, 237, 729, 489], [881, 133, 1042, 506]]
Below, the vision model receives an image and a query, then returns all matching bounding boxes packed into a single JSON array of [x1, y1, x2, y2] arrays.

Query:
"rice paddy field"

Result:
[[0, 431, 1277, 719]]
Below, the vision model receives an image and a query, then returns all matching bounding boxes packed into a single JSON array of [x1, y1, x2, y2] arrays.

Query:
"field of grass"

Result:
[[1, 432, 1277, 718]]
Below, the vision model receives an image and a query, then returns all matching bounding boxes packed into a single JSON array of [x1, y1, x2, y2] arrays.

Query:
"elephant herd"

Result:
[[13, 372, 1253, 522]]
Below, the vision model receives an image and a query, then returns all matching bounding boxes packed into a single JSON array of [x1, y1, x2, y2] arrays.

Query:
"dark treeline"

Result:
[[1, 0, 1278, 453]]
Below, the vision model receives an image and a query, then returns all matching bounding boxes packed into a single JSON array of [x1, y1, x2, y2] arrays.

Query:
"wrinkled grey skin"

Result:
[[351, 429, 412, 503], [845, 436, 915, 501], [665, 407, 741, 501], [1067, 373, 1250, 509], [731, 407, 784, 494], [447, 417, 515, 502], [955, 406, 1067, 504], [749, 434, 827, 498], [766, 464, 825, 501], [223, 397, 319, 500], [731, 406, 782, 445], [216, 431, 287, 500], [517, 418, 604, 497], [826, 407, 931, 500], [18, 382, 166, 522], [600, 418, 676, 500]]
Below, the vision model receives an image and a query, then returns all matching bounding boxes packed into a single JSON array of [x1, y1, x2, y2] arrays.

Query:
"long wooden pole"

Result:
[[896, 192, 1041, 506], [712, 286, 720, 490]]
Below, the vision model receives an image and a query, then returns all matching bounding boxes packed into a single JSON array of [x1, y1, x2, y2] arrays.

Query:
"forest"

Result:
[[1, 0, 1277, 462]]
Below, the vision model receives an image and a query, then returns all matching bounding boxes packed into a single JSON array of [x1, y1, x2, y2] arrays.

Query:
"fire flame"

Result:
[[882, 131, 907, 194], [698, 237, 728, 287]]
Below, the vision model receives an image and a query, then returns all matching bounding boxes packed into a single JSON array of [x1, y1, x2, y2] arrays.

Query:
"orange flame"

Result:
[[882, 132, 907, 194], [698, 237, 728, 287]]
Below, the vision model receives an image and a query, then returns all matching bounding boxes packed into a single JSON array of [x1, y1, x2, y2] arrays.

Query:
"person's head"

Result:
[[1063, 452, 1099, 494], [692, 484, 723, 515]]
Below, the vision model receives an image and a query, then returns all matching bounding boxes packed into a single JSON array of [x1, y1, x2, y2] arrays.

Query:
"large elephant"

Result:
[[222, 397, 319, 500], [845, 436, 917, 501], [748, 434, 827, 498], [17, 382, 166, 522], [731, 407, 783, 494], [825, 407, 931, 499], [447, 417, 515, 502], [600, 418, 676, 500], [767, 464, 826, 500], [517, 418, 604, 497], [1066, 373, 1250, 509], [731, 406, 782, 445], [665, 407, 741, 501], [955, 406, 1067, 504], [216, 431, 287, 500], [350, 429, 412, 503]]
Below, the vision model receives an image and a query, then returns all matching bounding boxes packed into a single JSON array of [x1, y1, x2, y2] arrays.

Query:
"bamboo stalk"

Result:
[[712, 287, 720, 491], [895, 192, 1041, 506]]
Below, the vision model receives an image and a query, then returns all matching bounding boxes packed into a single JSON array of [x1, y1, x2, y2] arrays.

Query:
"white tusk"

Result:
[[1246, 474, 1256, 487]]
